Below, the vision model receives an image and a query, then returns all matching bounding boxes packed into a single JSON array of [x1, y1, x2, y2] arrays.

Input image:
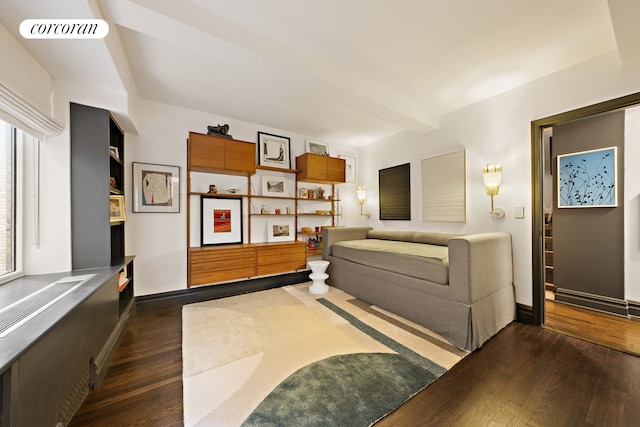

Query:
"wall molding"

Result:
[[136, 271, 311, 310], [555, 288, 629, 316], [628, 300, 640, 318]]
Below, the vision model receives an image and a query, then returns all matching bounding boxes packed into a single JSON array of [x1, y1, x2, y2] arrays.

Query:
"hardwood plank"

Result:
[[544, 299, 640, 356], [70, 301, 640, 426], [69, 305, 183, 426]]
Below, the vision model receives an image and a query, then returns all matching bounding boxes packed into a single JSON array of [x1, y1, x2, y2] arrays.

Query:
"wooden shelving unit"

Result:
[[186, 132, 310, 287]]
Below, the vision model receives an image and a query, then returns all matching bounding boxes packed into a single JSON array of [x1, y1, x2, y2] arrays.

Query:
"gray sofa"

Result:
[[322, 227, 515, 351]]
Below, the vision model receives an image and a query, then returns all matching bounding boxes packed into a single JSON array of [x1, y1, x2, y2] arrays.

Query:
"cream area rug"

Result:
[[182, 284, 468, 426]]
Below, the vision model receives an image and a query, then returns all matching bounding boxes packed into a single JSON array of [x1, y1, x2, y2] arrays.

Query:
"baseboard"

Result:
[[516, 303, 536, 324], [136, 270, 311, 310], [629, 300, 640, 318], [554, 288, 629, 316]]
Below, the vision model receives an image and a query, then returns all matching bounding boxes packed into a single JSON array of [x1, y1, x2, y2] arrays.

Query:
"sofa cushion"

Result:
[[366, 230, 414, 242], [331, 239, 450, 284], [412, 232, 461, 246]]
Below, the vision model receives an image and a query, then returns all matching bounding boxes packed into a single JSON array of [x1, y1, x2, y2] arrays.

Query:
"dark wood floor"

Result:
[[70, 300, 640, 427], [544, 299, 640, 356]]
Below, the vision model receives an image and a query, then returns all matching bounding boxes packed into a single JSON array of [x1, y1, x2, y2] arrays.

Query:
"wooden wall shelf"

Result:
[[186, 132, 347, 287]]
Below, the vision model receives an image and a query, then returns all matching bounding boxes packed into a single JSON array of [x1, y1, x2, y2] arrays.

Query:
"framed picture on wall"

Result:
[[557, 146, 617, 208], [258, 132, 291, 169], [132, 162, 180, 212], [262, 175, 289, 197], [339, 154, 356, 183], [306, 139, 329, 156], [201, 196, 243, 245], [267, 219, 295, 242], [379, 163, 411, 220]]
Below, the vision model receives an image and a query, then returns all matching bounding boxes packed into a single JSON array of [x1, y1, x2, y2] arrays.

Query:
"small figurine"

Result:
[[260, 205, 267, 214], [207, 124, 232, 138], [208, 185, 218, 194]]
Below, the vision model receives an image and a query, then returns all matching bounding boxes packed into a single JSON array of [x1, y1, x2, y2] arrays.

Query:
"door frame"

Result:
[[530, 91, 640, 325]]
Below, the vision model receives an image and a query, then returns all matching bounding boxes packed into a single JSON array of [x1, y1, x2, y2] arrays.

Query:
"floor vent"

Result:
[[0, 274, 96, 337]]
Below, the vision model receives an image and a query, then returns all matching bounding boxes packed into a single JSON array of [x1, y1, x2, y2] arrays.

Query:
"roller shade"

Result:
[[0, 83, 63, 138]]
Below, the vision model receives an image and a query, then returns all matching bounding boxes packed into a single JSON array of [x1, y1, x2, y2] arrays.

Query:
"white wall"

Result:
[[356, 51, 640, 306]]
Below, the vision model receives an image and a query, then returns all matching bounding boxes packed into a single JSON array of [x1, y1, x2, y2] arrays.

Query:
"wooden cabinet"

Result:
[[256, 242, 306, 276], [188, 132, 256, 175], [188, 245, 256, 286], [296, 153, 346, 184], [187, 242, 305, 287], [186, 132, 309, 287]]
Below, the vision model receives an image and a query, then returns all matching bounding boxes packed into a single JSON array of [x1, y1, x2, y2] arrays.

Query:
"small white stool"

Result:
[[308, 260, 330, 294]]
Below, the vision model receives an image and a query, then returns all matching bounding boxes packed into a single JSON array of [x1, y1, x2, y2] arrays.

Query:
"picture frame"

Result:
[[109, 145, 120, 160], [306, 139, 329, 156], [267, 219, 295, 242], [258, 132, 291, 169], [557, 146, 617, 208], [132, 162, 180, 213], [109, 195, 126, 222], [339, 154, 356, 183], [262, 174, 289, 197], [201, 196, 243, 246]]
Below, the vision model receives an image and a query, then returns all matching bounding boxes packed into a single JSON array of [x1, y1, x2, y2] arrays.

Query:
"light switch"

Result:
[[514, 206, 525, 219]]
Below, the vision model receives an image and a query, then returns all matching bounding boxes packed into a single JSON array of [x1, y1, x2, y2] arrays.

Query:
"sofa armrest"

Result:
[[448, 232, 513, 304], [322, 227, 373, 259]]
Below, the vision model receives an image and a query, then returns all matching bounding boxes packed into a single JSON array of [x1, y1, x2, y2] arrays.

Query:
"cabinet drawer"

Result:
[[296, 153, 345, 184], [327, 157, 346, 183], [188, 132, 225, 172], [225, 139, 256, 174], [189, 246, 255, 286], [256, 242, 306, 276]]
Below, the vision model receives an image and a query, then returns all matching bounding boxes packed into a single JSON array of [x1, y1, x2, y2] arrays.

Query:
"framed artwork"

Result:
[[267, 219, 295, 242], [379, 163, 411, 220], [132, 162, 180, 213], [557, 146, 617, 208], [306, 139, 329, 156], [109, 195, 126, 222], [201, 196, 243, 245], [262, 174, 289, 197], [258, 132, 291, 169], [421, 150, 467, 222], [339, 154, 356, 183]]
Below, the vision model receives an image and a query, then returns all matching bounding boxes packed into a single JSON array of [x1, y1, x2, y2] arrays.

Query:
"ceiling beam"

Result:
[[608, 0, 640, 65]]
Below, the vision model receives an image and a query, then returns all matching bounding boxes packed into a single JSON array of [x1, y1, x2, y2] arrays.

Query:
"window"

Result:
[[0, 120, 15, 277]]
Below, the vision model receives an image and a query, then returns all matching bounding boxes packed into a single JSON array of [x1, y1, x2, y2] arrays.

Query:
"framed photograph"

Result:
[[132, 162, 180, 213], [262, 174, 289, 197], [267, 219, 295, 242], [258, 132, 291, 169], [557, 146, 617, 208], [339, 154, 356, 183], [201, 196, 243, 245], [109, 145, 120, 160], [109, 195, 126, 222], [306, 139, 329, 156]]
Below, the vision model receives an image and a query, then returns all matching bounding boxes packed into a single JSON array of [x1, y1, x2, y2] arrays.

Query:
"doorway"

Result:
[[531, 91, 640, 353]]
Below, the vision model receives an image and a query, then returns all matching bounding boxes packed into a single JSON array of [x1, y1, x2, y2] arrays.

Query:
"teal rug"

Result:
[[183, 285, 467, 426], [242, 353, 437, 426]]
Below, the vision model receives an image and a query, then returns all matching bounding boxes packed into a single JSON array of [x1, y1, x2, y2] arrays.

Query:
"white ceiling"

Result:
[[1, 0, 639, 146]]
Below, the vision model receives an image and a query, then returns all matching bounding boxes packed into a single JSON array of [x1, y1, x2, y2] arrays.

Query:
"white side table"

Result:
[[308, 260, 330, 294]]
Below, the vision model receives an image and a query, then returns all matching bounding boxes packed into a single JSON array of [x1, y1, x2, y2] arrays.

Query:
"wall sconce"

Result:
[[483, 164, 505, 218], [356, 186, 371, 218]]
